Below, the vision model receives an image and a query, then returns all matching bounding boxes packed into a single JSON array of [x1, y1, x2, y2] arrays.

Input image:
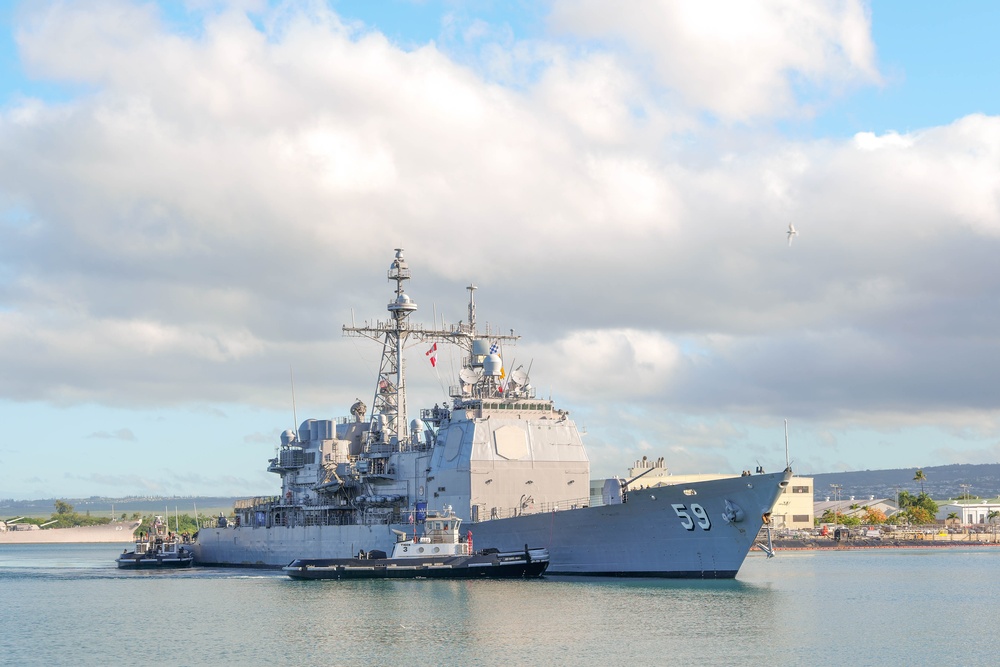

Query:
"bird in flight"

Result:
[[787, 223, 798, 246]]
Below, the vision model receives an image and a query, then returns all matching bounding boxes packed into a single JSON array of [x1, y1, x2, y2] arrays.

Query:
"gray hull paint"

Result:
[[470, 473, 786, 577], [194, 471, 788, 576]]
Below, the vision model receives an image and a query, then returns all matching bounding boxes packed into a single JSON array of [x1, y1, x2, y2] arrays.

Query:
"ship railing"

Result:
[[228, 504, 422, 529], [273, 511, 370, 528], [227, 497, 614, 529], [234, 496, 281, 511], [362, 441, 433, 456], [472, 495, 599, 522]]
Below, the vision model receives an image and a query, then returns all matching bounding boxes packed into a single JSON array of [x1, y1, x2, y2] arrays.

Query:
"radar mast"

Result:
[[343, 248, 416, 451], [343, 249, 520, 452]]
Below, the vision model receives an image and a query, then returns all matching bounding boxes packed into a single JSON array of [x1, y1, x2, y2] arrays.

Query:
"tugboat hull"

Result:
[[116, 553, 194, 569], [284, 549, 548, 580]]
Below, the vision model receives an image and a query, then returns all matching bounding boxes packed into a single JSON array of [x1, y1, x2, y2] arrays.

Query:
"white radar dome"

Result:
[[483, 353, 502, 376]]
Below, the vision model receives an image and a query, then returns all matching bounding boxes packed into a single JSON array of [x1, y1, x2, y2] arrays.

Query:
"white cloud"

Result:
[[526, 329, 682, 402], [852, 130, 913, 151], [549, 0, 880, 122], [2, 1, 1000, 493]]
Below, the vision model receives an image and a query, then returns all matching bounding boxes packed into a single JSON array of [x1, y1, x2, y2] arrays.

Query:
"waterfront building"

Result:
[[935, 499, 1000, 525], [771, 477, 815, 529]]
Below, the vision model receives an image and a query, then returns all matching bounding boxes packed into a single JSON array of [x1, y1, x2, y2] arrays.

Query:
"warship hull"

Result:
[[193, 471, 788, 576]]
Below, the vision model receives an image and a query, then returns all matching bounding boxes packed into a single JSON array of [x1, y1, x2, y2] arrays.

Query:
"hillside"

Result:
[[809, 463, 1000, 502], [6, 463, 1000, 514], [0, 496, 239, 519]]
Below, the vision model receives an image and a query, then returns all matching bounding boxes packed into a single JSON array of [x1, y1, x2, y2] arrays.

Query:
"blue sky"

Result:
[[824, 2, 1000, 135], [3, 0, 1000, 500]]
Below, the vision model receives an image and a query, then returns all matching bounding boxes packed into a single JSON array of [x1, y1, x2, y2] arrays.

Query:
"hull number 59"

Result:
[[672, 503, 711, 531]]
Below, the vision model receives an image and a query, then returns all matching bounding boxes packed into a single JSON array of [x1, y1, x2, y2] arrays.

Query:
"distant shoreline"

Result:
[[772, 538, 1000, 551], [0, 522, 139, 544]]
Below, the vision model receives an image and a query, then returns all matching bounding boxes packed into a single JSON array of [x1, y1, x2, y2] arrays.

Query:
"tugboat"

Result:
[[283, 507, 548, 580], [116, 516, 193, 569]]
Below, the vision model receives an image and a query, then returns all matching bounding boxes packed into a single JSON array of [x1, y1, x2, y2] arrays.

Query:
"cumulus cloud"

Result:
[[0, 1, 999, 492], [548, 0, 881, 122], [520, 329, 682, 403]]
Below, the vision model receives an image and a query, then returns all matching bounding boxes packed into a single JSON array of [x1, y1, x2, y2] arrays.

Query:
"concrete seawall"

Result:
[[0, 522, 139, 544]]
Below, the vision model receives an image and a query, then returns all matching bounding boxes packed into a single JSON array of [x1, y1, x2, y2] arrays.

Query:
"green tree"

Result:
[[47, 500, 111, 528], [914, 469, 927, 494], [820, 510, 863, 527], [913, 492, 938, 515]]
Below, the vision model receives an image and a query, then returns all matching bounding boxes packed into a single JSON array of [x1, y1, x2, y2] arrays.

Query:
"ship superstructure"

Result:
[[194, 249, 791, 576]]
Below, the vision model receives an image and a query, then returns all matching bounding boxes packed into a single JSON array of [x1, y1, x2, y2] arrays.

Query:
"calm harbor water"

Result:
[[0, 543, 997, 666]]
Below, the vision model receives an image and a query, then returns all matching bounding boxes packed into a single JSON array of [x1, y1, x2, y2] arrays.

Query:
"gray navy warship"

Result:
[[193, 249, 791, 577]]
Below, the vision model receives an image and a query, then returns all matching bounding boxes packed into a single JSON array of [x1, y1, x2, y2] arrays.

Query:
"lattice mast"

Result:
[[342, 249, 416, 451], [343, 249, 521, 451]]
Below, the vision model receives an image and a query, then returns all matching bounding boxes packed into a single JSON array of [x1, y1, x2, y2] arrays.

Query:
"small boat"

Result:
[[283, 507, 548, 580], [116, 516, 193, 569]]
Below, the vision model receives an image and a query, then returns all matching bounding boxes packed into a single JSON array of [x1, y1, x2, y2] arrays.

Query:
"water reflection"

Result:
[[2, 544, 1000, 666]]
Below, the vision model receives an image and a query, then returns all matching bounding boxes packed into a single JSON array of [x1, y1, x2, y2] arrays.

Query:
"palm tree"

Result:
[[914, 469, 927, 495]]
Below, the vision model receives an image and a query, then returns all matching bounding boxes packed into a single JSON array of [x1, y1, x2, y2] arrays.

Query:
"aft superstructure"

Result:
[[236, 248, 582, 532]]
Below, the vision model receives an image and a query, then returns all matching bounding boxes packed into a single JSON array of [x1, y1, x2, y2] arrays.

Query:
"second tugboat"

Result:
[[283, 507, 548, 580], [116, 516, 193, 569]]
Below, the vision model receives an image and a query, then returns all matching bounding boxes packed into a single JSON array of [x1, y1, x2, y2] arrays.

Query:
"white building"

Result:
[[936, 499, 1000, 525]]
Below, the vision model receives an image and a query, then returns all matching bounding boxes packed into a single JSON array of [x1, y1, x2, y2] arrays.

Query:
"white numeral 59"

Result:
[[672, 503, 711, 531]]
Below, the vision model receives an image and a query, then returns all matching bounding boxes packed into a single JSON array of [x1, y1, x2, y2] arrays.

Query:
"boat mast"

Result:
[[342, 249, 521, 451], [466, 283, 477, 333], [343, 248, 417, 451]]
